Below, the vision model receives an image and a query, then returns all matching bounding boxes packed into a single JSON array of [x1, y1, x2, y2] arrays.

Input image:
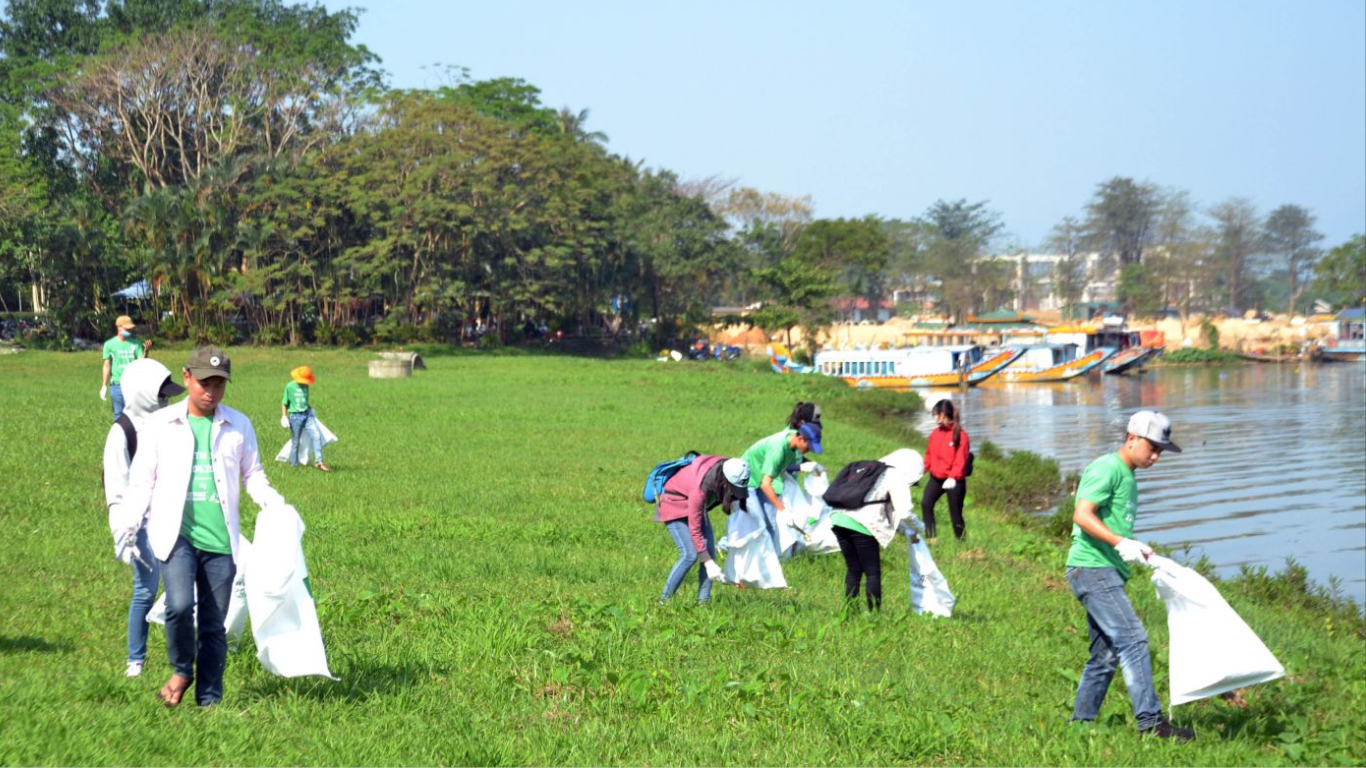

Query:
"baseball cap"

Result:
[[721, 458, 750, 512], [291, 365, 316, 385], [115, 315, 136, 331], [158, 375, 186, 399], [798, 422, 823, 454], [185, 347, 232, 382], [1127, 410, 1181, 453]]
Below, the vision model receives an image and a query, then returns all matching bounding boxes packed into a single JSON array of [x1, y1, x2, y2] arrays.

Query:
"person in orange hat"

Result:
[[101, 315, 153, 421], [281, 365, 329, 471]]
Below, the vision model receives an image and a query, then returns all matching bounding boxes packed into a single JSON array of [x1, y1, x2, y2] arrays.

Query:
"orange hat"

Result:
[[115, 315, 136, 331], [290, 366, 315, 385]]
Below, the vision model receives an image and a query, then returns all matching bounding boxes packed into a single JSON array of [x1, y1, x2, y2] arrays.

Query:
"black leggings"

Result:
[[921, 475, 967, 540], [832, 525, 882, 610]]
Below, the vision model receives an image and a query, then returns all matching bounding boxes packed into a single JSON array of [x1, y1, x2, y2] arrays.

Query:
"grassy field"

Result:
[[0, 346, 1361, 766]]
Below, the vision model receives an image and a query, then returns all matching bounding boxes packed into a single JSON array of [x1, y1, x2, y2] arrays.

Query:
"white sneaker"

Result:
[[125, 661, 143, 678]]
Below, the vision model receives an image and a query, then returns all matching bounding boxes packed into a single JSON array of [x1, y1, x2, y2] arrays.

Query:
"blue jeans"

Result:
[[126, 528, 161, 663], [747, 487, 783, 555], [162, 536, 236, 706], [110, 383, 125, 421], [1066, 566, 1163, 730], [288, 409, 323, 465], [661, 516, 716, 604]]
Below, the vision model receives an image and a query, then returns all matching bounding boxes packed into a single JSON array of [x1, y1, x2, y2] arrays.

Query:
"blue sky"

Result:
[[320, 0, 1366, 250]]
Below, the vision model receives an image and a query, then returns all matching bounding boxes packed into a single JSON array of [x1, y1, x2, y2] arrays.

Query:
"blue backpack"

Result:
[[643, 451, 701, 503]]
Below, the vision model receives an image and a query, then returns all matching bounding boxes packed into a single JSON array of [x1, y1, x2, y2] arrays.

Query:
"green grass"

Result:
[[0, 348, 1362, 766]]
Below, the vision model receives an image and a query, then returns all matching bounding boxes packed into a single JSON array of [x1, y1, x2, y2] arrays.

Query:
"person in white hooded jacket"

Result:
[[828, 449, 926, 611], [102, 357, 185, 678]]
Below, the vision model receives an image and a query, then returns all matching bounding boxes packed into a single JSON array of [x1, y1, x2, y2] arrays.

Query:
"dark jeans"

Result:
[[832, 525, 882, 610], [921, 475, 967, 540], [1066, 566, 1163, 730], [162, 535, 236, 706]]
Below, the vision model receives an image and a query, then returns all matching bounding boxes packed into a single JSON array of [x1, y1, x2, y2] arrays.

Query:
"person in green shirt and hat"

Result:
[[100, 315, 152, 421]]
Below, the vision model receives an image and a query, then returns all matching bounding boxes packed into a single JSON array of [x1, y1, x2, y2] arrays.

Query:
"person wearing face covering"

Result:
[[828, 449, 926, 611], [100, 315, 152, 421], [655, 456, 750, 604], [102, 357, 185, 678]]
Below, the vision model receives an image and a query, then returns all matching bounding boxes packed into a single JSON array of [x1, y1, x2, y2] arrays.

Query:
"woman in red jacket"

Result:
[[655, 456, 750, 604], [922, 399, 970, 540]]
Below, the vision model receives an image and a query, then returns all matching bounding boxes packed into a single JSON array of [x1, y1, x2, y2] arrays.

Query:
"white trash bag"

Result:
[[774, 472, 838, 559], [245, 504, 337, 679], [145, 538, 251, 646], [791, 471, 841, 556], [908, 534, 955, 617], [1149, 555, 1284, 706], [722, 504, 788, 590], [275, 417, 338, 465]]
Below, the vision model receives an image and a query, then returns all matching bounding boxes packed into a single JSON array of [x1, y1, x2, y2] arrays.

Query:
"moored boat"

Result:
[[1319, 308, 1366, 362], [1103, 346, 1159, 374], [813, 344, 1023, 388], [983, 343, 1117, 384]]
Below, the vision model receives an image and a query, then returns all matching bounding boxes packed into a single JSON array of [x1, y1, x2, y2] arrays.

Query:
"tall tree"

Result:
[[1083, 177, 1159, 266], [1312, 234, 1366, 309], [1208, 198, 1262, 312], [918, 199, 1002, 321], [1044, 215, 1088, 309], [1262, 204, 1324, 315]]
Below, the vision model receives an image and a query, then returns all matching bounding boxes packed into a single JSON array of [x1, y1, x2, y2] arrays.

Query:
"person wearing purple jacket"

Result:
[[655, 455, 750, 604]]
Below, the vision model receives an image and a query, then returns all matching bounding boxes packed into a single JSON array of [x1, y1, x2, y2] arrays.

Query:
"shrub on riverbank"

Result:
[[0, 348, 1360, 765], [1158, 348, 1246, 365]]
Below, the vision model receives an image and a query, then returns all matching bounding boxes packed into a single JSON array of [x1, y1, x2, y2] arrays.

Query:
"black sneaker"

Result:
[[1141, 721, 1194, 742]]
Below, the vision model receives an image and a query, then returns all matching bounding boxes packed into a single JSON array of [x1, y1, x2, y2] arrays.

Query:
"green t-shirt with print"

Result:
[[181, 415, 231, 554], [1066, 452, 1138, 580], [282, 381, 311, 413], [102, 337, 144, 384], [741, 429, 802, 496]]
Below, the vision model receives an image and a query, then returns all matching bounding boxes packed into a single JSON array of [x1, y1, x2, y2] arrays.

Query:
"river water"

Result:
[[912, 362, 1366, 606]]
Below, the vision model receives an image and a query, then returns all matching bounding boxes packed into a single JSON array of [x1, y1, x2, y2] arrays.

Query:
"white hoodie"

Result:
[[103, 358, 176, 543]]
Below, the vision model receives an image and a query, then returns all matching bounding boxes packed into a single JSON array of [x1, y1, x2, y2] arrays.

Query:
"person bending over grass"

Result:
[[655, 456, 750, 604], [740, 421, 822, 554], [829, 449, 925, 611], [102, 358, 184, 678], [1065, 410, 1193, 741], [114, 347, 292, 708]]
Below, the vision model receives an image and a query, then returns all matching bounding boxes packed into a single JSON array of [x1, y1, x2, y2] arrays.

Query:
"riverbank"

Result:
[[0, 349, 1360, 765]]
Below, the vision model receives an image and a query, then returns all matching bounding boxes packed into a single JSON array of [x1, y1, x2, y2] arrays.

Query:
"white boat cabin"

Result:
[[815, 345, 983, 378], [1003, 343, 1082, 371]]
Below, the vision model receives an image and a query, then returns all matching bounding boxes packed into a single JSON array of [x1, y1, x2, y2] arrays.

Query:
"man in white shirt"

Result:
[[115, 347, 289, 708]]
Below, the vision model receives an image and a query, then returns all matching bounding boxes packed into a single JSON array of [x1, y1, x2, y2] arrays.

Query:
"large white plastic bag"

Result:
[[908, 535, 955, 617], [145, 538, 251, 646], [774, 472, 838, 558], [245, 504, 337, 679], [275, 417, 338, 464], [1149, 555, 1283, 706], [722, 505, 788, 589]]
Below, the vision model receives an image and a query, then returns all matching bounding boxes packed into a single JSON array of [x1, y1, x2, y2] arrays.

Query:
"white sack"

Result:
[[722, 505, 788, 589], [245, 504, 337, 679], [908, 535, 955, 617], [785, 472, 841, 556], [146, 538, 251, 646], [1149, 555, 1283, 706], [774, 472, 831, 559], [275, 418, 338, 465]]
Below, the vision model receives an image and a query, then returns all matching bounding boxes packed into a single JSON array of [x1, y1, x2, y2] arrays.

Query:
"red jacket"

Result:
[[654, 454, 726, 563], [925, 424, 970, 481]]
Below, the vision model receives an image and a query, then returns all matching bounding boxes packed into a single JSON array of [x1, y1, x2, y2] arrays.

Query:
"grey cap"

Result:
[[1128, 410, 1181, 453], [185, 347, 231, 382]]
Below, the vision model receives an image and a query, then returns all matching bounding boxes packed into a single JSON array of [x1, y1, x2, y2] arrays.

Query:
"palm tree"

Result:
[[556, 106, 609, 145]]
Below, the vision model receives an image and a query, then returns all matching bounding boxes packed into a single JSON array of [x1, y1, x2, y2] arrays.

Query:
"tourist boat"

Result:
[[810, 344, 1023, 388], [982, 343, 1116, 384], [767, 342, 816, 373], [1102, 346, 1159, 375], [1319, 308, 1366, 362]]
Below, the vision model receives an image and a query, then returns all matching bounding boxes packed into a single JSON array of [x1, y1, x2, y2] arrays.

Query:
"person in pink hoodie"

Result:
[[655, 456, 749, 604]]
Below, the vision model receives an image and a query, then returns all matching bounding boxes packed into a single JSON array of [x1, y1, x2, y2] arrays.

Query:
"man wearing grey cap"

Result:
[[113, 347, 291, 708], [1063, 410, 1194, 741]]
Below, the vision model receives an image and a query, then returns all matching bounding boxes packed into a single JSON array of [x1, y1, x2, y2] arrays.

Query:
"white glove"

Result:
[[113, 527, 145, 567], [99, 385, 108, 402], [703, 560, 724, 581], [799, 461, 826, 475], [1115, 538, 1154, 566], [942, 478, 957, 489], [281, 415, 290, 429]]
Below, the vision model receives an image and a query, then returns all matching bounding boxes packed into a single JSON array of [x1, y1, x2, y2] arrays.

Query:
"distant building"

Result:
[[984, 252, 1117, 311]]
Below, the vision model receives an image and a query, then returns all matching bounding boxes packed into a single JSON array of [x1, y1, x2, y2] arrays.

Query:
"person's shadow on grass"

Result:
[[0, 635, 74, 654]]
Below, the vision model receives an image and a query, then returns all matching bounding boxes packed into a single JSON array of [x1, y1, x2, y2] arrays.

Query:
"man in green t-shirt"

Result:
[[101, 315, 152, 421], [740, 422, 821, 553], [1064, 410, 1193, 741]]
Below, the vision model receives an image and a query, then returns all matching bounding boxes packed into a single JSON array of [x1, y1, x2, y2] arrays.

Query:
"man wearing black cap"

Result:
[[114, 347, 291, 708], [1064, 410, 1193, 741]]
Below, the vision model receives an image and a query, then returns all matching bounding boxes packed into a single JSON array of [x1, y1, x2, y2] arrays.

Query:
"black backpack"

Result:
[[100, 415, 137, 488], [823, 460, 889, 509]]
